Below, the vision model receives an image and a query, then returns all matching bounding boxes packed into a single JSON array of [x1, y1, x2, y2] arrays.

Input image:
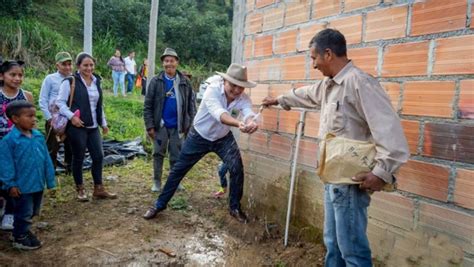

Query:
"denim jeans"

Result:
[[112, 71, 125, 96], [155, 128, 244, 210], [125, 73, 135, 93], [11, 191, 43, 238], [324, 184, 372, 267], [153, 127, 182, 186], [218, 162, 229, 188], [67, 127, 104, 186]]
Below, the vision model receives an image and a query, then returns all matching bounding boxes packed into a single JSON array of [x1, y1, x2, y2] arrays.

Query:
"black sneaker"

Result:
[[12, 232, 42, 250]]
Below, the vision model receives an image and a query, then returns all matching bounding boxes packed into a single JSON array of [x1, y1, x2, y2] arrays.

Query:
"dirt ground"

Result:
[[0, 155, 325, 266]]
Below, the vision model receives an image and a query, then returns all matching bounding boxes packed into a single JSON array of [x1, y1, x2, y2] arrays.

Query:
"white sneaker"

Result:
[[1, 214, 14, 230]]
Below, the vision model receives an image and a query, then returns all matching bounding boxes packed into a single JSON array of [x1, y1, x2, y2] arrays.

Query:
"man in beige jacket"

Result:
[[262, 29, 409, 267]]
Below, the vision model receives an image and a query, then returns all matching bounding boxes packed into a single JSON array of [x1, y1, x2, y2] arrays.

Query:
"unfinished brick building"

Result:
[[232, 0, 473, 265]]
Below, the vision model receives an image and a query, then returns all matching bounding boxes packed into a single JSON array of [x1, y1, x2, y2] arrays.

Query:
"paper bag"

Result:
[[317, 133, 396, 191]]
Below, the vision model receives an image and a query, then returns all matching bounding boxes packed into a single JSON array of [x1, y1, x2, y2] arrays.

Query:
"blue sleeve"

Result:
[[43, 141, 56, 189], [39, 76, 52, 120], [0, 139, 18, 190]]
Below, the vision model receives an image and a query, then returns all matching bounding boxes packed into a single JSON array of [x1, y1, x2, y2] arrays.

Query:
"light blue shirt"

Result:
[[39, 71, 69, 120], [0, 127, 56, 194], [56, 73, 107, 128], [193, 76, 255, 141]]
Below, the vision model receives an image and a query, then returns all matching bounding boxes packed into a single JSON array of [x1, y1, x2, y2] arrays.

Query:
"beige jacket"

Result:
[[277, 61, 409, 184]]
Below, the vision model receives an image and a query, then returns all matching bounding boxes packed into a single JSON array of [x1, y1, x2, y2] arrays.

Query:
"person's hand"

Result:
[[351, 172, 386, 192], [261, 96, 278, 107], [102, 126, 109, 135], [239, 122, 249, 133], [245, 120, 258, 134], [147, 128, 156, 139], [71, 116, 84, 127], [9, 187, 21, 198]]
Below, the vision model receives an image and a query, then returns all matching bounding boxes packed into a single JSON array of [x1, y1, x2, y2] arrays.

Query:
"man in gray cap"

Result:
[[39, 51, 73, 171], [144, 48, 197, 192], [144, 63, 259, 223]]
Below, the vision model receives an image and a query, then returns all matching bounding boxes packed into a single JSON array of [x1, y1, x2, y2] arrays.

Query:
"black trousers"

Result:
[[66, 126, 104, 186]]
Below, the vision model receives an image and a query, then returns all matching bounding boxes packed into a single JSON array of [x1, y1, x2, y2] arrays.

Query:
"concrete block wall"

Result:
[[235, 0, 474, 266]]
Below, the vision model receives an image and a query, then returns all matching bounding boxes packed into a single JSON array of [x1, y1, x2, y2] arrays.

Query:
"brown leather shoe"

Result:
[[76, 185, 89, 202], [143, 207, 160, 220], [93, 185, 117, 199], [229, 209, 248, 224]]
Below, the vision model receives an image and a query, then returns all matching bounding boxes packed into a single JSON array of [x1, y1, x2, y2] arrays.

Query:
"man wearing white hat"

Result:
[[143, 63, 259, 223]]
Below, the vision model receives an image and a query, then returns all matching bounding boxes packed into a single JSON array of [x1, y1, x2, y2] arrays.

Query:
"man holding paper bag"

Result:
[[262, 29, 409, 267]]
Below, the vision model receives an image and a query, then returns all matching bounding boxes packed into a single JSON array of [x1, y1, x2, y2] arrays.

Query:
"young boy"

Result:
[[0, 101, 56, 250]]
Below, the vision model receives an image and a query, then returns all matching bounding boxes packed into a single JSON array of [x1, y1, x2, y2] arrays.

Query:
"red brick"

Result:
[[246, 60, 260, 81], [239, 133, 250, 150], [401, 120, 420, 155], [281, 54, 306, 80], [411, 0, 467, 36], [259, 58, 281, 81], [279, 110, 301, 134], [298, 23, 326, 51], [274, 29, 297, 54], [369, 193, 414, 231], [423, 123, 474, 164], [260, 108, 278, 131], [244, 38, 253, 59], [248, 131, 269, 154], [419, 202, 474, 251], [269, 134, 293, 161], [312, 0, 340, 19], [402, 81, 455, 118], [344, 0, 379, 12], [397, 160, 450, 201], [433, 35, 474, 75], [380, 82, 400, 110], [250, 84, 269, 103], [382, 41, 429, 77], [263, 6, 285, 31], [255, 0, 274, 9], [454, 168, 474, 210], [269, 83, 291, 97], [349, 47, 378, 76], [365, 6, 408, 41], [285, 2, 310, 26], [327, 15, 362, 44], [254, 34, 273, 57], [246, 13, 263, 34], [297, 138, 318, 167], [246, 0, 255, 12], [305, 111, 320, 138], [459, 80, 474, 119]]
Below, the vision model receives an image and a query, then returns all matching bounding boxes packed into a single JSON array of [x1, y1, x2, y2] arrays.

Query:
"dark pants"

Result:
[[67, 126, 104, 186], [0, 188, 14, 214], [141, 78, 147, 96], [45, 121, 72, 170], [155, 128, 244, 210], [126, 73, 135, 93], [153, 127, 183, 186], [218, 162, 229, 188], [11, 191, 43, 238]]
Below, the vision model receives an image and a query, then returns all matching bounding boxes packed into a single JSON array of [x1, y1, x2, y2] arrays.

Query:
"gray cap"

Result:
[[160, 48, 179, 61]]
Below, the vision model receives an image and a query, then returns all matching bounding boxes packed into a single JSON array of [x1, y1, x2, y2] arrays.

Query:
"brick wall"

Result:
[[236, 0, 474, 265]]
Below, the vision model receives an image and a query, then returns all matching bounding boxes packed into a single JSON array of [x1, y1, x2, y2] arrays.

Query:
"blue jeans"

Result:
[[125, 73, 135, 93], [155, 128, 244, 210], [218, 162, 229, 188], [11, 191, 43, 238], [324, 184, 372, 267], [112, 71, 125, 96]]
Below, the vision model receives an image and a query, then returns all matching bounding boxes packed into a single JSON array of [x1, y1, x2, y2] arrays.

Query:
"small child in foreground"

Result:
[[0, 101, 56, 250]]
